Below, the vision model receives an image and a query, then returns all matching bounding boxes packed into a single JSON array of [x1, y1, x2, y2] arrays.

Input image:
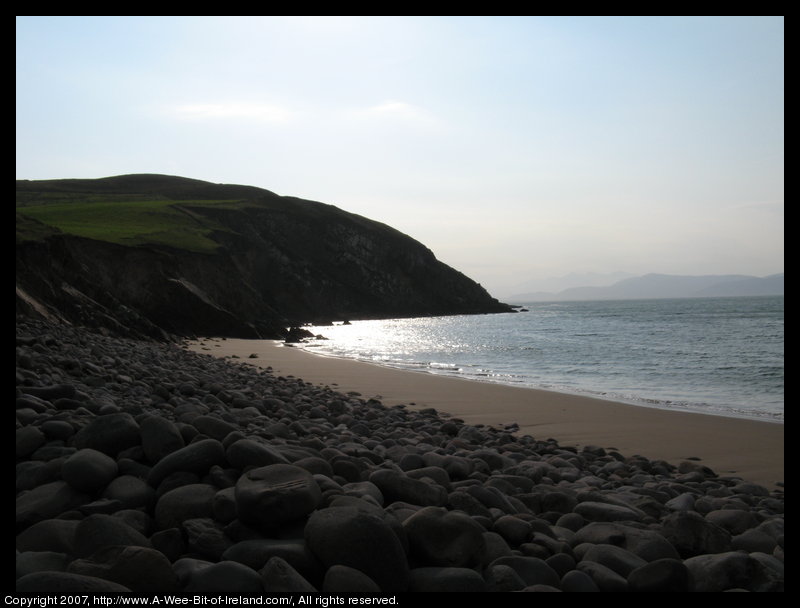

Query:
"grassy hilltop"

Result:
[[16, 174, 273, 252], [16, 174, 512, 339]]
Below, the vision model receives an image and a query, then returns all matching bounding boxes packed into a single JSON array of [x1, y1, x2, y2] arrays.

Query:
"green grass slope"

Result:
[[15, 173, 278, 252], [16, 198, 243, 253]]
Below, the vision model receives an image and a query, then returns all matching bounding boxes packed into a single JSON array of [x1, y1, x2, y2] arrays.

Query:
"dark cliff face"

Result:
[[16, 175, 512, 339]]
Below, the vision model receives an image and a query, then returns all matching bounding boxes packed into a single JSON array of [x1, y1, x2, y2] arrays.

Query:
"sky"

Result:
[[16, 16, 784, 296]]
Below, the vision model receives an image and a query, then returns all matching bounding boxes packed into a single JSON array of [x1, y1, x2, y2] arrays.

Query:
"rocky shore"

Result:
[[16, 321, 784, 593]]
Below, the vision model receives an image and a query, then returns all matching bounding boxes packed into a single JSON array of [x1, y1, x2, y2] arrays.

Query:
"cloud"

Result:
[[349, 100, 438, 126], [169, 102, 294, 124]]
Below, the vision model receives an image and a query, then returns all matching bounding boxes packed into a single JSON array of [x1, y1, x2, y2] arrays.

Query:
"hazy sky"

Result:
[[16, 16, 783, 295]]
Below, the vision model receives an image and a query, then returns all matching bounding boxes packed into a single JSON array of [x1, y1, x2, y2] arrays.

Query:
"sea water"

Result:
[[298, 296, 783, 423]]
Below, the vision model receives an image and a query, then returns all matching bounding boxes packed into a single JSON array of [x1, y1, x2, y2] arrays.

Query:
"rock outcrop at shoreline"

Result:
[[16, 175, 513, 340], [16, 321, 784, 593]]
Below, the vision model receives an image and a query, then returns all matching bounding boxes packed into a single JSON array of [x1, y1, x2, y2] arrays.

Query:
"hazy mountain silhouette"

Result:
[[507, 273, 784, 302]]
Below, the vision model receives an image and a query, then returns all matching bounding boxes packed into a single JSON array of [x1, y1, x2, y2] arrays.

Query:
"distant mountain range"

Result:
[[500, 272, 637, 296], [506, 273, 784, 303]]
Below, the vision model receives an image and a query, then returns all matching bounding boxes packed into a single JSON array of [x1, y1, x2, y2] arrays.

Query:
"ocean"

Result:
[[298, 295, 784, 423]]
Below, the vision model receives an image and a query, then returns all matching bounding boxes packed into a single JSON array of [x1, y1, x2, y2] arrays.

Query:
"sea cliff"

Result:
[[16, 174, 512, 339]]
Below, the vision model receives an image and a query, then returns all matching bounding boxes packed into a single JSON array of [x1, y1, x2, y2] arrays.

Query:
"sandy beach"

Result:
[[188, 338, 784, 490]]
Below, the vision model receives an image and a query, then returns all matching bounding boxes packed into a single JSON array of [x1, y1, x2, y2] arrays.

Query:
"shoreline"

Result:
[[301, 344, 784, 426], [187, 337, 784, 490]]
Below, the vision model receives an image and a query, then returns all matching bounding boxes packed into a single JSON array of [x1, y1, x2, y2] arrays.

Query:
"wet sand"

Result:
[[188, 338, 784, 489]]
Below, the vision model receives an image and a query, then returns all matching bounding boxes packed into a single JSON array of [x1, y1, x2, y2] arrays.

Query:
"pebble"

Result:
[[13, 321, 785, 593]]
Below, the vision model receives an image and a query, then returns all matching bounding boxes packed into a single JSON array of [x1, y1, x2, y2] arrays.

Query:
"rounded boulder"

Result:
[[403, 506, 486, 567], [235, 464, 321, 530], [61, 449, 118, 494], [305, 506, 410, 593]]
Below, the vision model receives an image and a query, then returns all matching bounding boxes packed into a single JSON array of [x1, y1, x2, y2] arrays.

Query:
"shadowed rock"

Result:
[[66, 546, 180, 593], [661, 510, 732, 558], [154, 484, 217, 530], [140, 416, 185, 464], [73, 514, 151, 558], [147, 439, 226, 487], [61, 449, 118, 493], [628, 558, 690, 592], [403, 506, 486, 567], [16, 481, 89, 529], [235, 464, 322, 530], [369, 469, 448, 507], [74, 413, 140, 456], [260, 556, 317, 592], [305, 507, 410, 593], [184, 560, 264, 594], [322, 565, 382, 593], [17, 572, 132, 592], [409, 567, 487, 592]]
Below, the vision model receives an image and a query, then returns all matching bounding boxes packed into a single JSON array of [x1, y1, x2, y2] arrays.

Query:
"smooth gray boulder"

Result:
[[16, 481, 89, 528], [627, 558, 690, 592], [234, 464, 322, 530], [260, 556, 317, 593], [403, 506, 486, 567], [154, 484, 217, 530], [305, 507, 410, 593], [66, 545, 180, 593], [61, 449, 118, 493], [147, 439, 226, 487], [74, 413, 140, 456]]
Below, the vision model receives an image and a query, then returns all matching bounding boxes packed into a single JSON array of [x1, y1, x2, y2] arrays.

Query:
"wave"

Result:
[[298, 296, 782, 424]]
